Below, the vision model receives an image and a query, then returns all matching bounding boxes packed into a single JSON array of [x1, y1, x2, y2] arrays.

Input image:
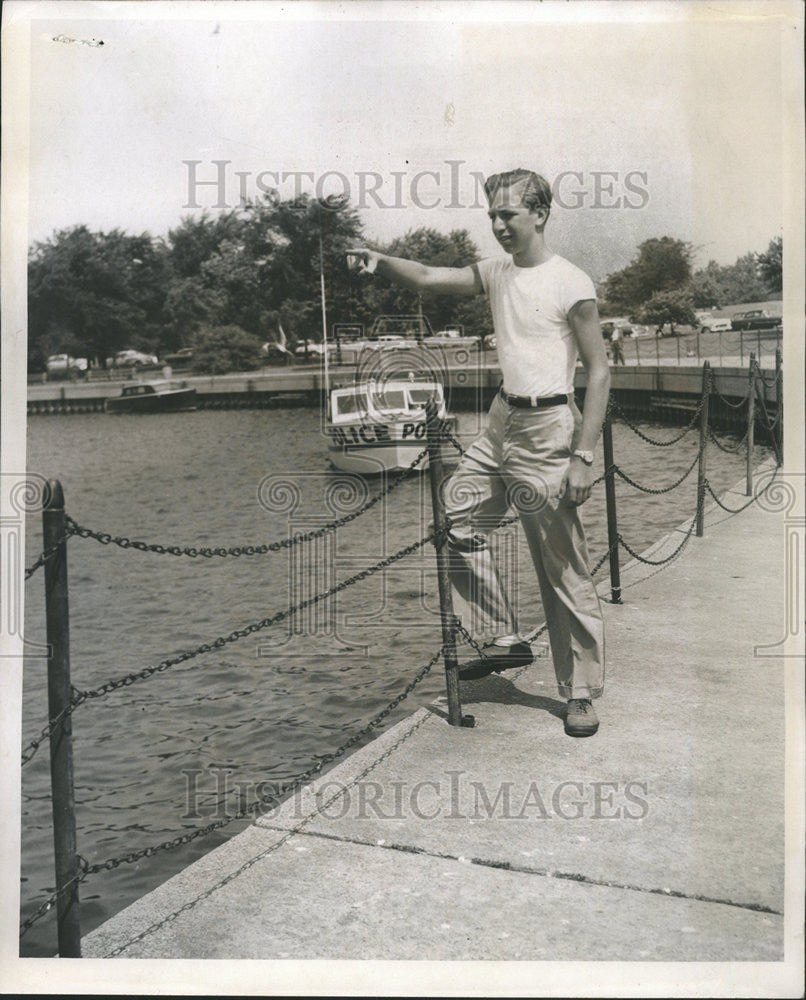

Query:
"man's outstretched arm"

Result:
[[346, 249, 482, 297]]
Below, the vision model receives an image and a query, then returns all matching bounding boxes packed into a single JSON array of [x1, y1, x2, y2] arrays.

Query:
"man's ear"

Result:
[[532, 205, 550, 228]]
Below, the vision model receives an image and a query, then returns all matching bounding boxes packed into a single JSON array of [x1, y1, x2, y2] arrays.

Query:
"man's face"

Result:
[[486, 182, 547, 254]]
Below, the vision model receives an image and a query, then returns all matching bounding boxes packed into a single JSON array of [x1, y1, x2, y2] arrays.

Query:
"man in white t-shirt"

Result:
[[347, 168, 611, 737]]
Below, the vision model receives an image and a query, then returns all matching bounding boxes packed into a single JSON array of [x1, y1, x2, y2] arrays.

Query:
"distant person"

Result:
[[348, 168, 611, 737], [610, 326, 625, 365]]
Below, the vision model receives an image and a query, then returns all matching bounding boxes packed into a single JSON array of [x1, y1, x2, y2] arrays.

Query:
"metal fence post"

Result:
[[42, 479, 81, 957], [635, 338, 641, 366], [655, 334, 660, 366], [740, 330, 744, 365], [425, 403, 471, 728], [695, 329, 701, 363], [775, 347, 783, 465], [718, 331, 723, 367], [676, 337, 681, 365], [756, 331, 762, 364], [602, 407, 622, 604], [746, 353, 756, 496], [696, 363, 711, 537]]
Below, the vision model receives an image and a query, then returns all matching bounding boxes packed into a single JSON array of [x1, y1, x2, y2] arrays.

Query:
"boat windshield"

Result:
[[334, 391, 369, 416], [408, 387, 441, 407], [371, 390, 406, 411]]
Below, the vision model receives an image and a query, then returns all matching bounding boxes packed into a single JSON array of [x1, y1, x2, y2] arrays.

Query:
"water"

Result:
[[20, 404, 765, 955]]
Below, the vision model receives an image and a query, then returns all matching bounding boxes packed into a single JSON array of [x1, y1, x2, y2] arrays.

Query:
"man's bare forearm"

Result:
[[577, 365, 611, 453]]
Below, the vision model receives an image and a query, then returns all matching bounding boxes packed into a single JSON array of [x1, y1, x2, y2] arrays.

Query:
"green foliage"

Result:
[[601, 237, 692, 313], [637, 289, 697, 331], [191, 325, 264, 374], [362, 227, 482, 332], [27, 225, 169, 369], [756, 236, 782, 295]]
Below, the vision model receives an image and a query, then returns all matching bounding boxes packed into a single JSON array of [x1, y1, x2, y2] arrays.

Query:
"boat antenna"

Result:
[[319, 226, 330, 399]]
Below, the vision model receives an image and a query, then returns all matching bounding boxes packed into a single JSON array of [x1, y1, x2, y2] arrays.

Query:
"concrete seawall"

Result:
[[79, 460, 801, 993], [28, 362, 780, 435]]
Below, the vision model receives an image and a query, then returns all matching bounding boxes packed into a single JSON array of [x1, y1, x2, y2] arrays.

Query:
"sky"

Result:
[[20, 1, 789, 282]]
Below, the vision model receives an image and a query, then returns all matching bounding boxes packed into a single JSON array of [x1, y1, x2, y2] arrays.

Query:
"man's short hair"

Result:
[[484, 169, 552, 213]]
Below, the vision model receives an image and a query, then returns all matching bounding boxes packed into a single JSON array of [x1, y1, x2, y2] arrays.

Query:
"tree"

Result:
[[756, 236, 782, 295], [638, 289, 697, 335], [362, 227, 483, 333], [601, 237, 692, 313], [191, 325, 264, 374], [28, 225, 169, 369]]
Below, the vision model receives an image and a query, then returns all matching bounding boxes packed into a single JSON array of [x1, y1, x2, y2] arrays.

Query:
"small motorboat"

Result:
[[327, 377, 458, 474], [105, 380, 197, 414]]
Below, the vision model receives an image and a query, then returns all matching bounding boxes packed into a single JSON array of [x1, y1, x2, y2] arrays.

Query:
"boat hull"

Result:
[[105, 388, 197, 414], [327, 414, 459, 473]]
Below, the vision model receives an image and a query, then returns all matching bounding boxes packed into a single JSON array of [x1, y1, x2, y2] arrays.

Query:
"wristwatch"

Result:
[[572, 449, 594, 466]]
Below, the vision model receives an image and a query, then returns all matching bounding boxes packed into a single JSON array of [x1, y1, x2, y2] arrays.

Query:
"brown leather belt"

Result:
[[499, 387, 569, 409]]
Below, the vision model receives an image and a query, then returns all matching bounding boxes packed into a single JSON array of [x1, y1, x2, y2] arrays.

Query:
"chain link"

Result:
[[753, 360, 781, 390], [618, 508, 699, 567], [710, 377, 752, 410], [20, 526, 444, 767], [708, 427, 749, 454], [24, 525, 78, 580], [65, 448, 429, 561], [103, 708, 436, 956], [20, 645, 442, 939], [703, 468, 779, 515], [611, 397, 704, 446], [612, 449, 700, 495]]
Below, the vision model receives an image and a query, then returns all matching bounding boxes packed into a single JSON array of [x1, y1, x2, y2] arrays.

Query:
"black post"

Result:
[[696, 363, 711, 537], [602, 409, 622, 604], [746, 353, 756, 496], [695, 329, 700, 363], [775, 347, 783, 466], [42, 480, 81, 957], [756, 331, 761, 364], [424, 403, 469, 727], [740, 330, 744, 365]]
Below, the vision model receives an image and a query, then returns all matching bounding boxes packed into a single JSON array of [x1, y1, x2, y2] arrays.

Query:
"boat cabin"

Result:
[[330, 381, 445, 424]]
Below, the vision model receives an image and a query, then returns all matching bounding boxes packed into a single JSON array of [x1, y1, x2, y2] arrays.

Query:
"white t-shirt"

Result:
[[476, 253, 596, 397]]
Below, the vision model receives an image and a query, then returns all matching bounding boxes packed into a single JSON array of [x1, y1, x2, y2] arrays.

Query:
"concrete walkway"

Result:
[[82, 463, 793, 967]]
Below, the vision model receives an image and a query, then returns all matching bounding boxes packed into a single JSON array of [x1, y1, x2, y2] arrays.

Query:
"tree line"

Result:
[[27, 194, 492, 374], [599, 235, 782, 331], [28, 192, 781, 373]]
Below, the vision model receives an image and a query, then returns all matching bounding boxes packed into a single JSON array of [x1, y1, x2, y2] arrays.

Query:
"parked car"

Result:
[[108, 349, 159, 368], [730, 309, 780, 331], [162, 347, 194, 367], [699, 317, 733, 333], [46, 354, 88, 375]]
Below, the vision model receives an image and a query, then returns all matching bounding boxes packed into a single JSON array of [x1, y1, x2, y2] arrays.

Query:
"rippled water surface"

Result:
[[21, 403, 765, 955]]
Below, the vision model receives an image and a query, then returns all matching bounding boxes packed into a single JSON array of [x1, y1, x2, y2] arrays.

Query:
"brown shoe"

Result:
[[458, 641, 533, 680], [564, 698, 599, 737]]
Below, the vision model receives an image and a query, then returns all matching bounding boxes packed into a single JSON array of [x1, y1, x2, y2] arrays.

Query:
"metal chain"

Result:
[[24, 525, 78, 580], [19, 645, 442, 939], [611, 397, 704, 446], [704, 468, 779, 515], [753, 360, 781, 390], [710, 378, 752, 410], [612, 449, 700, 495], [618, 507, 700, 567], [65, 448, 429, 561], [103, 708, 436, 956], [443, 426, 466, 457], [708, 427, 749, 454], [20, 526, 444, 767]]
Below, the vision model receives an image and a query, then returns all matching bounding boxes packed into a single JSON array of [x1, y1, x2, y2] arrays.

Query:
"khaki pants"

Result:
[[445, 392, 605, 700]]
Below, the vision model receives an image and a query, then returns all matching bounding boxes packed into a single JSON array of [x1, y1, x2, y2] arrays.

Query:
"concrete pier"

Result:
[[80, 462, 800, 987]]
